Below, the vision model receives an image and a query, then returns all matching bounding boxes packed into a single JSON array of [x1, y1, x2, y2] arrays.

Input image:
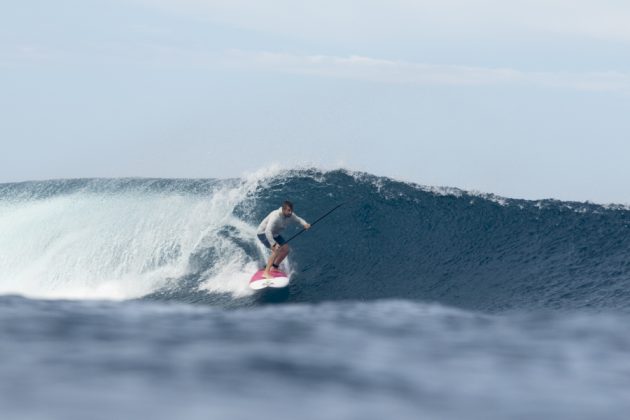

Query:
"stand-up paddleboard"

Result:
[[249, 269, 290, 290]]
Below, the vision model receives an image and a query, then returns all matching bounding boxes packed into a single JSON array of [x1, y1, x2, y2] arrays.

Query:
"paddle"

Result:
[[284, 199, 354, 245]]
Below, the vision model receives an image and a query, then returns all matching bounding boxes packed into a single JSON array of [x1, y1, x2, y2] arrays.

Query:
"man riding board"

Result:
[[257, 201, 310, 279]]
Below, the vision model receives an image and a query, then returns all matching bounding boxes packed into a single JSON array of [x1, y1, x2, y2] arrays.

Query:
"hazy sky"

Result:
[[2, 0, 630, 203]]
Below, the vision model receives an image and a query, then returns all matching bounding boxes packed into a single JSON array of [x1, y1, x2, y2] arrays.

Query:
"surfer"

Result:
[[257, 201, 310, 279]]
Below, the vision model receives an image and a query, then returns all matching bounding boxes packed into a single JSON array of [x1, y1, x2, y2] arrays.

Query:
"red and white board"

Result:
[[249, 269, 290, 290]]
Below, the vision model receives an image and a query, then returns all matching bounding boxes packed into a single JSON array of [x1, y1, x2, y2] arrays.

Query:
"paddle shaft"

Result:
[[284, 201, 348, 245]]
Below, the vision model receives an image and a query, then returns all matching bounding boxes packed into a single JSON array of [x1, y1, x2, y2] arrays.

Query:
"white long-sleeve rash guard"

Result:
[[256, 207, 308, 247]]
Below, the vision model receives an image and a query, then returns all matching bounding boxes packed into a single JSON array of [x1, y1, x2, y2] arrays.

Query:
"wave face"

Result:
[[1, 169, 630, 311]]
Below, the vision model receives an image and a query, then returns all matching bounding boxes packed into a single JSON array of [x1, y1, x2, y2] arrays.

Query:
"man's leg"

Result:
[[273, 244, 289, 268], [263, 247, 278, 279]]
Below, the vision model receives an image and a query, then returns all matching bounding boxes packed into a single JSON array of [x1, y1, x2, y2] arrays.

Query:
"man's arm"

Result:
[[265, 223, 277, 247], [265, 212, 281, 246], [291, 213, 310, 230]]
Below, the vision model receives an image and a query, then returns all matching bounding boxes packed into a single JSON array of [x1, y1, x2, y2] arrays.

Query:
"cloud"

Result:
[[221, 50, 630, 92], [129, 0, 630, 44], [84, 42, 629, 92]]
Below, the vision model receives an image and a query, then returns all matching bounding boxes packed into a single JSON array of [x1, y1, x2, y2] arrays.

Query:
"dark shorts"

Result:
[[257, 233, 286, 249]]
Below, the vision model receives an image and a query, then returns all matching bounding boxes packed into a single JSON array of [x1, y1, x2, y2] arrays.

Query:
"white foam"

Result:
[[0, 169, 284, 300]]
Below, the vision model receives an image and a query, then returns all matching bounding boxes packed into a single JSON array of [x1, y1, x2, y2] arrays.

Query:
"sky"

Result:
[[1, 0, 630, 203]]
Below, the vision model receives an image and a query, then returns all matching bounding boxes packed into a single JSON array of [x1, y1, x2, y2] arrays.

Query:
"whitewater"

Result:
[[1, 168, 629, 419]]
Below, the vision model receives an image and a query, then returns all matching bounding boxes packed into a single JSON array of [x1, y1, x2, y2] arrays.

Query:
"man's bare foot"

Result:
[[263, 270, 272, 279]]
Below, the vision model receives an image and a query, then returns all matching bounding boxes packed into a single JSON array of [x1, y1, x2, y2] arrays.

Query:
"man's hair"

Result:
[[282, 200, 294, 210]]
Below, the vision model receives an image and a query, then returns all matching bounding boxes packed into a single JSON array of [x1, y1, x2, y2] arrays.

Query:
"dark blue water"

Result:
[[1, 169, 629, 419]]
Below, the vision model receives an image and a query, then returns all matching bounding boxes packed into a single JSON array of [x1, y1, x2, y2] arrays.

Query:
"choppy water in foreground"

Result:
[[1, 297, 629, 420]]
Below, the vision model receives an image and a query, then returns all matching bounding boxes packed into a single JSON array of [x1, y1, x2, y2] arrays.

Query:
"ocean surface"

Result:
[[1, 168, 629, 419]]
